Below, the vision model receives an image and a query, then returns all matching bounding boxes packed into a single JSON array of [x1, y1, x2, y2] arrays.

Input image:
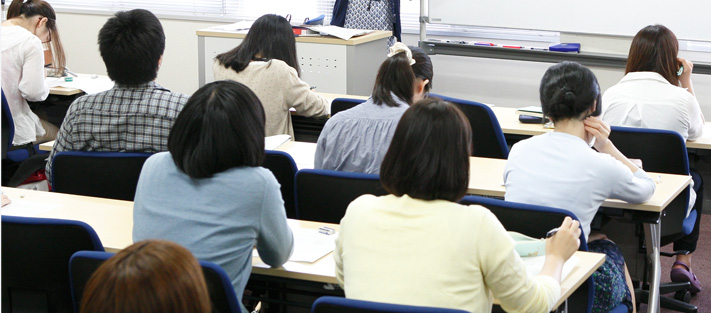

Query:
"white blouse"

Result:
[[1, 25, 49, 145], [602, 71, 704, 141]]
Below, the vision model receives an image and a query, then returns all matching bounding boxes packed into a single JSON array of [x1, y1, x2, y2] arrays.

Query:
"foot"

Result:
[[670, 261, 702, 294]]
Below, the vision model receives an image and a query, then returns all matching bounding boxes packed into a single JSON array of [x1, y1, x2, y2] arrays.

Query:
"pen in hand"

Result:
[[545, 227, 559, 238]]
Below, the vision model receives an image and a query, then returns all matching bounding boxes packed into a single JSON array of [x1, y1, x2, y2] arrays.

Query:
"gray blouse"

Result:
[[314, 95, 409, 174]]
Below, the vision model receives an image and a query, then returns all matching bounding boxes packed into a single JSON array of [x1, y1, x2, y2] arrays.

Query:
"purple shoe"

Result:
[[670, 261, 702, 294]]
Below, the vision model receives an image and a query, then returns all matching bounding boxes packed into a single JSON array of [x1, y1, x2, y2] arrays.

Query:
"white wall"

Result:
[[56, 12, 711, 117]]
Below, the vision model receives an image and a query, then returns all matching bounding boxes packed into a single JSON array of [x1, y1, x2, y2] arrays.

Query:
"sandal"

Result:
[[670, 261, 702, 294]]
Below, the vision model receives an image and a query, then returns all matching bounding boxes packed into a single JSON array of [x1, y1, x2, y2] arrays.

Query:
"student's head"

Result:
[[540, 61, 601, 122], [79, 240, 211, 313], [380, 98, 471, 202], [372, 43, 434, 107], [7, 0, 66, 74], [626, 24, 680, 86], [98, 9, 165, 85], [168, 80, 265, 179], [216, 14, 300, 76]]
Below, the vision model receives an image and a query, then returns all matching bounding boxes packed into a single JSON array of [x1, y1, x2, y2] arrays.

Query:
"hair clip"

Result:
[[387, 42, 416, 65]]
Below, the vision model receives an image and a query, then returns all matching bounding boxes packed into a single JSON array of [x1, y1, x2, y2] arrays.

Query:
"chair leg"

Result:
[[658, 296, 697, 313]]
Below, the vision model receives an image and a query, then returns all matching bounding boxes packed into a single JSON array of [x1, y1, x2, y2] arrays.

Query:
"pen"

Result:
[[318, 227, 335, 235], [474, 42, 495, 46], [545, 227, 559, 238]]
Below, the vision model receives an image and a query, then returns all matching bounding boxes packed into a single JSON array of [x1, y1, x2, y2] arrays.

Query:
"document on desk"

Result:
[[305, 25, 373, 40], [46, 75, 114, 95], [205, 21, 253, 32], [265, 135, 291, 150], [0, 199, 61, 217], [253, 221, 336, 263], [523, 255, 580, 281]]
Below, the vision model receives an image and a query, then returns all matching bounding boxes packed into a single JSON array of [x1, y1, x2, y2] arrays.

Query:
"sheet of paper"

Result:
[[254, 221, 336, 263], [0, 199, 61, 217], [205, 21, 254, 32], [522, 255, 580, 281], [47, 75, 114, 95], [265, 135, 292, 150], [305, 25, 373, 40], [281, 143, 316, 170]]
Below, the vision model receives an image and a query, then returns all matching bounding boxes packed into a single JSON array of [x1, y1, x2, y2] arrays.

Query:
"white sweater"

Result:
[[336, 194, 561, 313], [213, 59, 329, 137]]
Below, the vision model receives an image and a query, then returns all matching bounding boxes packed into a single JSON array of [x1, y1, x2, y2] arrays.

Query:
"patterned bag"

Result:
[[343, 0, 396, 48]]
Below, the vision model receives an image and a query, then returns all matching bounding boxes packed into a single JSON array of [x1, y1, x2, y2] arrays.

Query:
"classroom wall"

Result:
[[57, 12, 711, 117]]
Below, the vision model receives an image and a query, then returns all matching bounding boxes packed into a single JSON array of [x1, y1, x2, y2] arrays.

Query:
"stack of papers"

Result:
[[265, 135, 291, 150], [253, 221, 336, 263], [522, 255, 580, 281], [46, 75, 114, 95], [304, 25, 373, 40]]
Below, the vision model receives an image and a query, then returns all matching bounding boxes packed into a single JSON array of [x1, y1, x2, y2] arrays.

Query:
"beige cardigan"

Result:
[[213, 59, 329, 137]]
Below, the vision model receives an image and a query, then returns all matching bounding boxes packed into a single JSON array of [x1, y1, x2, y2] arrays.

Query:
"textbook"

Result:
[[516, 106, 544, 118]]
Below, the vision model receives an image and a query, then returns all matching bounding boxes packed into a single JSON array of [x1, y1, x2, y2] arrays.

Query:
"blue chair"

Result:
[[460, 196, 595, 313], [1, 216, 104, 313], [263, 150, 299, 218], [430, 94, 509, 159], [70, 251, 241, 313], [1, 89, 49, 163], [51, 151, 153, 201], [608, 126, 698, 312], [311, 296, 469, 313], [295, 169, 386, 223], [331, 98, 366, 116]]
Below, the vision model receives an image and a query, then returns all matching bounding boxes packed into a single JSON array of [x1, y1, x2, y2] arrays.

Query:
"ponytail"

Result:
[[372, 47, 416, 107]]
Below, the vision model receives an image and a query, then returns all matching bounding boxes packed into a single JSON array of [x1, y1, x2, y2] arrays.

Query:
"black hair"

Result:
[[98, 9, 165, 85], [410, 46, 434, 93], [380, 98, 471, 202], [372, 45, 434, 107], [168, 80, 266, 179], [215, 14, 300, 77], [540, 61, 601, 122], [7, 0, 66, 75]]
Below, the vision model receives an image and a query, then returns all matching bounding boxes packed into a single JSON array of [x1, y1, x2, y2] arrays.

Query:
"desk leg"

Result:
[[644, 222, 661, 313]]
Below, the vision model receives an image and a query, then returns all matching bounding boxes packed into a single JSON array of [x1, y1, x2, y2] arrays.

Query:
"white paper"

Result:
[[305, 25, 373, 40], [0, 199, 61, 217], [205, 21, 254, 32], [254, 221, 336, 263], [265, 135, 291, 150], [280, 143, 316, 170], [522, 255, 580, 281], [46, 74, 114, 95]]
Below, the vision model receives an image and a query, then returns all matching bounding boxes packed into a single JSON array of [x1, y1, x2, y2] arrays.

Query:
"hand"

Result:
[[678, 57, 693, 82], [1, 194, 11, 207], [584, 116, 611, 152], [545, 217, 581, 262]]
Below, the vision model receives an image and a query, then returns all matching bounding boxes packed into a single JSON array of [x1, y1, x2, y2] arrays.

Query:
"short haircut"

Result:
[[79, 240, 211, 313], [626, 24, 680, 86], [216, 14, 300, 76], [98, 9, 165, 85], [540, 61, 601, 122], [168, 80, 265, 178], [380, 98, 472, 202]]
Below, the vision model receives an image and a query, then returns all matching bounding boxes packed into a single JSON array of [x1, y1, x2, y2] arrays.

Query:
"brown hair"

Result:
[[626, 24, 679, 86], [80, 240, 211, 313], [7, 0, 66, 76], [380, 98, 472, 202]]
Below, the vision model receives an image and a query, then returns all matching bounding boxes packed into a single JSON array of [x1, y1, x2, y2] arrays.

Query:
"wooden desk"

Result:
[[491, 106, 711, 150], [198, 28, 391, 95], [0, 188, 602, 311]]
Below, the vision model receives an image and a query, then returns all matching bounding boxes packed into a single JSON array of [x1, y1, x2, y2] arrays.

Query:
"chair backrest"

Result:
[[70, 251, 241, 313], [311, 296, 469, 313], [331, 98, 366, 116], [430, 94, 509, 159], [263, 150, 299, 218], [1, 89, 15, 159], [295, 169, 387, 223], [459, 196, 593, 313], [1, 215, 104, 313], [51, 151, 153, 201], [608, 126, 691, 241]]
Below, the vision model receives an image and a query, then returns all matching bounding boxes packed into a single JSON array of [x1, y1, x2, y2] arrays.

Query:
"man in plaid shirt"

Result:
[[46, 9, 188, 184]]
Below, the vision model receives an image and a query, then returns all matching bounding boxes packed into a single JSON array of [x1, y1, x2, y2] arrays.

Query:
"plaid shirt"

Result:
[[46, 81, 188, 184]]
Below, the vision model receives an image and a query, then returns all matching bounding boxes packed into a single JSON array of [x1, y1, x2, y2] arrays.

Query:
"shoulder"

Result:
[[265, 59, 299, 77], [219, 166, 280, 189]]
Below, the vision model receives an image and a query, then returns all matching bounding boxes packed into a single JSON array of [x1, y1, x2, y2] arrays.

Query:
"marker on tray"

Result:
[[474, 42, 495, 46]]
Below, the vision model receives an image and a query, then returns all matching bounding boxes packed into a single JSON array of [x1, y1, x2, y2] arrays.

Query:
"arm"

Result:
[[45, 113, 76, 185], [281, 64, 329, 117], [585, 116, 641, 173], [685, 94, 705, 141], [18, 38, 49, 102], [481, 212, 579, 313], [255, 173, 294, 267]]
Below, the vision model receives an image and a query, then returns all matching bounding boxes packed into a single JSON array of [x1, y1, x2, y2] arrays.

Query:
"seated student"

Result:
[[505, 61, 656, 313], [80, 240, 211, 313], [45, 9, 188, 183], [602, 24, 704, 293], [133, 80, 293, 313], [213, 14, 328, 138], [1, 0, 66, 146], [314, 43, 432, 174], [336, 98, 581, 313]]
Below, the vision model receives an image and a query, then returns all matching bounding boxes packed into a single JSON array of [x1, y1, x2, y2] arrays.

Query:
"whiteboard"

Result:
[[427, 0, 711, 42]]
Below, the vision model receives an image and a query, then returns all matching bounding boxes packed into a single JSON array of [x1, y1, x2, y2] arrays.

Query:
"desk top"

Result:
[[0, 187, 602, 309], [196, 29, 392, 46], [468, 157, 691, 212], [491, 106, 711, 150]]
